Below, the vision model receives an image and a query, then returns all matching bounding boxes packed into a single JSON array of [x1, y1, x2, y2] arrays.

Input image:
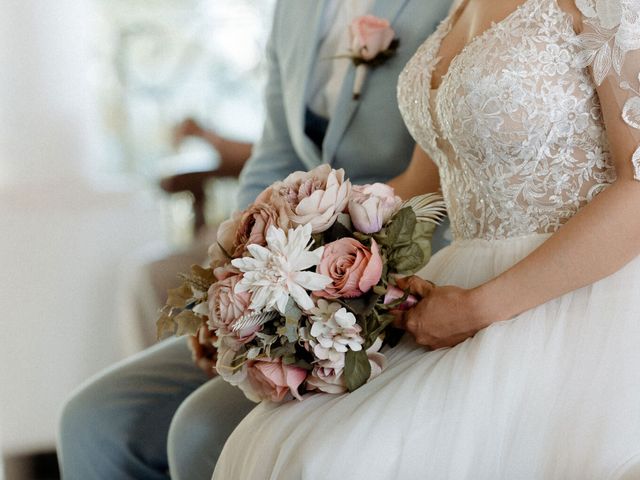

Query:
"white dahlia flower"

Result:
[[232, 224, 331, 314]]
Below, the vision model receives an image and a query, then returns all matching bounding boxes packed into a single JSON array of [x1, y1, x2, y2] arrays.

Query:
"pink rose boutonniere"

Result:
[[348, 15, 399, 99]]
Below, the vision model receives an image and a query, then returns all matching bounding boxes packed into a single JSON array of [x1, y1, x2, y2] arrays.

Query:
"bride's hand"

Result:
[[394, 276, 491, 349]]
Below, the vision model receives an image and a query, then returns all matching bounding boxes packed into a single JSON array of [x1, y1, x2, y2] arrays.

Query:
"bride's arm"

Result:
[[399, 6, 640, 349], [387, 145, 441, 199], [400, 151, 640, 349]]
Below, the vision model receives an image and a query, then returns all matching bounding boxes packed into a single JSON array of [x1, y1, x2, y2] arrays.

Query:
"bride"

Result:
[[213, 0, 640, 478]]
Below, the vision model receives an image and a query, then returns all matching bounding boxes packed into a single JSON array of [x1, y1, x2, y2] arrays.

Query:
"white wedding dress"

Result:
[[213, 0, 640, 478]]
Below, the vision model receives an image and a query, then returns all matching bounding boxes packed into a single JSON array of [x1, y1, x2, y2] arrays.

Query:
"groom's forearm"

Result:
[[472, 180, 640, 324]]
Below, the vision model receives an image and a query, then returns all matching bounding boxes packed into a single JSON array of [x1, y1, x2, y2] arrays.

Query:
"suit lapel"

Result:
[[294, 0, 328, 167], [322, 0, 411, 164]]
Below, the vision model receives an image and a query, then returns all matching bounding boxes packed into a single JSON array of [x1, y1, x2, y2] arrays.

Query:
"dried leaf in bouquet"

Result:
[[175, 310, 203, 337]]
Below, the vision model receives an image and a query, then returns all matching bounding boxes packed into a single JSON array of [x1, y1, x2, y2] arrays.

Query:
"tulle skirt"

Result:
[[213, 234, 640, 479]]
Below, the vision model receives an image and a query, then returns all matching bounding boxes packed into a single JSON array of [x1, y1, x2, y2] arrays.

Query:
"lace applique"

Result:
[[573, 0, 640, 179], [397, 0, 617, 241]]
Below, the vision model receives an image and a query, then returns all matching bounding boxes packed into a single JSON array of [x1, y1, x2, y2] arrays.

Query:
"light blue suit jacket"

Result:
[[237, 0, 452, 247]]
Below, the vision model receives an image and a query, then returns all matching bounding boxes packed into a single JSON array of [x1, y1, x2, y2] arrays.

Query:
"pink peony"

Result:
[[383, 285, 419, 311], [269, 164, 351, 233], [246, 358, 308, 402], [350, 15, 396, 61], [348, 183, 402, 234], [208, 273, 257, 343], [233, 202, 289, 257], [315, 238, 383, 298]]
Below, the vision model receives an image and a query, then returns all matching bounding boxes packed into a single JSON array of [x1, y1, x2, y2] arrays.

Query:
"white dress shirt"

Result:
[[307, 0, 375, 119]]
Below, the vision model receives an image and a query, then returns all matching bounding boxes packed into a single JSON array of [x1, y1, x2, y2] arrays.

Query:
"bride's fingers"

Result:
[[392, 310, 408, 330], [396, 275, 435, 298]]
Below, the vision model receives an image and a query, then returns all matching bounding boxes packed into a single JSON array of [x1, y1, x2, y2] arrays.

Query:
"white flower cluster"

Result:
[[307, 299, 364, 362]]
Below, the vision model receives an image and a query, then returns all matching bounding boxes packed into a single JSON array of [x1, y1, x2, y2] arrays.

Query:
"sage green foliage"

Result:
[[345, 349, 371, 392], [376, 207, 435, 275]]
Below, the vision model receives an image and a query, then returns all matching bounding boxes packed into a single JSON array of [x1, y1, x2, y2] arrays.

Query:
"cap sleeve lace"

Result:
[[573, 0, 640, 179]]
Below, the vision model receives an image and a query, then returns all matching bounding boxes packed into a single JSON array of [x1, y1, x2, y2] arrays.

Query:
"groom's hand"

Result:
[[394, 276, 490, 350]]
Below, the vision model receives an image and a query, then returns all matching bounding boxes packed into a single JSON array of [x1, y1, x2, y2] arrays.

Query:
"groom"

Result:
[[58, 1, 452, 479]]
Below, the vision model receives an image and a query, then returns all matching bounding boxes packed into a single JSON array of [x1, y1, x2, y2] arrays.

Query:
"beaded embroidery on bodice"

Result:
[[398, 0, 618, 240]]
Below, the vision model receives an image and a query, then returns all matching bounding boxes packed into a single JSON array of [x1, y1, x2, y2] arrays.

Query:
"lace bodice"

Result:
[[398, 0, 640, 240]]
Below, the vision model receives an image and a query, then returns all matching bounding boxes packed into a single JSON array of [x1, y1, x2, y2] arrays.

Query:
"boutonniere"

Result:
[[348, 15, 400, 100]]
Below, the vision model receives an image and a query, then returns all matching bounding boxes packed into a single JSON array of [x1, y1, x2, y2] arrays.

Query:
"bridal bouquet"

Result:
[[157, 165, 445, 402]]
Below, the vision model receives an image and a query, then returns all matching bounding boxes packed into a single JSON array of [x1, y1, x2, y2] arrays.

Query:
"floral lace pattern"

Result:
[[573, 0, 640, 178], [397, 0, 640, 240]]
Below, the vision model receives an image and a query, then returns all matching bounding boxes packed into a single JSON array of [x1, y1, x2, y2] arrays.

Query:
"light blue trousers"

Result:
[[57, 337, 256, 480], [57, 220, 450, 479]]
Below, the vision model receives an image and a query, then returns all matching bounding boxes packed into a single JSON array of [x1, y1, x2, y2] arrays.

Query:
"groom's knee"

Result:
[[58, 373, 135, 478], [168, 377, 256, 480]]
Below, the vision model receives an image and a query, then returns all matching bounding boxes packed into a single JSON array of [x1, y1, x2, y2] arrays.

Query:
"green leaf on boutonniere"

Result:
[[345, 349, 371, 392]]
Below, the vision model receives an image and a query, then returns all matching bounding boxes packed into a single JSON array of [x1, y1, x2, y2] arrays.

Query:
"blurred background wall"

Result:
[[0, 0, 274, 477]]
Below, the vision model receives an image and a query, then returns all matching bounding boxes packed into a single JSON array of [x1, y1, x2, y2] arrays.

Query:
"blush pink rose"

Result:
[[349, 183, 402, 234], [208, 273, 257, 342], [233, 202, 289, 257], [246, 358, 308, 402], [269, 164, 351, 233], [315, 238, 383, 298], [350, 15, 396, 61]]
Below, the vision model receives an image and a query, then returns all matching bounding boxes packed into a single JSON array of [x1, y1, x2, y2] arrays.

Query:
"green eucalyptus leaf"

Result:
[[345, 349, 371, 392]]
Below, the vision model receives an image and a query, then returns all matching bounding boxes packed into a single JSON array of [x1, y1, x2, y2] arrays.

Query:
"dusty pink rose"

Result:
[[349, 183, 402, 234], [246, 358, 307, 402], [269, 164, 351, 233], [233, 202, 289, 257], [208, 273, 257, 342], [208, 212, 242, 268], [350, 15, 396, 61], [383, 285, 419, 311], [315, 238, 383, 298]]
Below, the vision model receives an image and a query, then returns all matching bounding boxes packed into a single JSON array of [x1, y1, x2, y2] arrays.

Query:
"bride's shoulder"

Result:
[[557, 0, 640, 34]]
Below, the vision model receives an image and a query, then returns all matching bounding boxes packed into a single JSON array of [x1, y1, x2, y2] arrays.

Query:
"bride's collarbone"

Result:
[[432, 0, 584, 88]]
